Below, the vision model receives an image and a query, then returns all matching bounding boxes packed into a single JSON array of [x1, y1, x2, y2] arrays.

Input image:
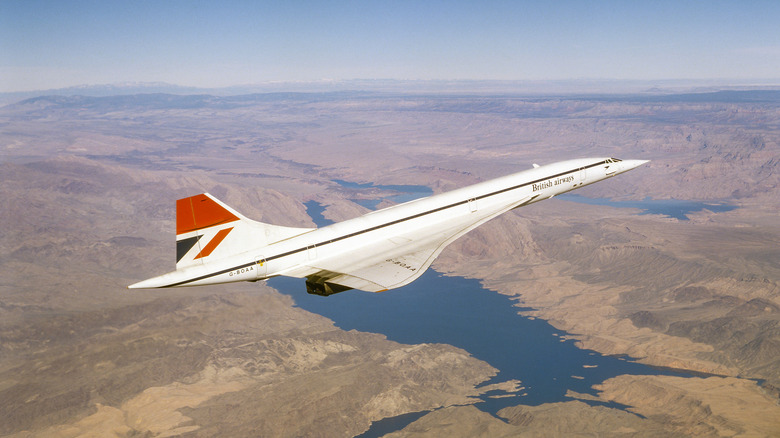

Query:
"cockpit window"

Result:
[[609, 157, 622, 162]]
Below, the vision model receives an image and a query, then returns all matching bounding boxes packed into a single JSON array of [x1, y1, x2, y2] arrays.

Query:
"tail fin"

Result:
[[175, 193, 314, 269]]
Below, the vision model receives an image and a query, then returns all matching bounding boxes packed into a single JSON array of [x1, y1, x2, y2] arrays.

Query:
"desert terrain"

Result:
[[1, 89, 779, 436]]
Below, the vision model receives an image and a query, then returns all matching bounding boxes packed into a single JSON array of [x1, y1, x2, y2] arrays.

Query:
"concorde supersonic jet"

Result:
[[129, 158, 648, 295]]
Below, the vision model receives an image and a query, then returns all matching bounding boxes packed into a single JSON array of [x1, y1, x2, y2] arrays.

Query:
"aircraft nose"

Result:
[[620, 159, 649, 173]]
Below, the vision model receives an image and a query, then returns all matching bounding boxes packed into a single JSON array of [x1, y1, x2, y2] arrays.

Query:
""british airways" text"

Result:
[[532, 175, 574, 192]]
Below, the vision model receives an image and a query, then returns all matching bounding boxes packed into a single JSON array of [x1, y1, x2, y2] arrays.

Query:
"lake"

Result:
[[332, 179, 432, 209], [269, 270, 682, 410], [557, 193, 736, 220], [266, 184, 701, 435]]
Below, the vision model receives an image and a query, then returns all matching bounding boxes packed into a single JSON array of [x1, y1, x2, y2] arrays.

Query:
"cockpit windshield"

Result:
[[606, 157, 622, 163]]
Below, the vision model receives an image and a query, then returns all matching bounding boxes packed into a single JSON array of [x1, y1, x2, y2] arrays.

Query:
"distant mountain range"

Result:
[[3, 79, 780, 106], [4, 87, 780, 113]]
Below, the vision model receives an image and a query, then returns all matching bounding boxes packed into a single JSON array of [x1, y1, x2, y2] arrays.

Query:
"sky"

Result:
[[2, 0, 779, 92]]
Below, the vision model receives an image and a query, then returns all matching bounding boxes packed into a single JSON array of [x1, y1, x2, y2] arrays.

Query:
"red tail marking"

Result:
[[194, 227, 233, 259], [177, 194, 239, 235]]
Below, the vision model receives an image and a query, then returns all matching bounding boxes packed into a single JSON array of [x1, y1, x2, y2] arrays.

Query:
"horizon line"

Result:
[[4, 77, 780, 95]]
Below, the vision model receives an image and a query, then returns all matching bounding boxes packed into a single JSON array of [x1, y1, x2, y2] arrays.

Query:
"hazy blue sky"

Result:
[[2, 0, 779, 91]]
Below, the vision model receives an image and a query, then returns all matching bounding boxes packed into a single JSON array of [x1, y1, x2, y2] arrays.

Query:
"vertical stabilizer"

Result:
[[175, 193, 314, 269]]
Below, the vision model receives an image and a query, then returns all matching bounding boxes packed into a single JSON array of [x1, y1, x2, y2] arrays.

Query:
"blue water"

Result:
[[269, 271, 678, 410], [333, 179, 433, 209], [269, 190, 692, 435], [558, 194, 736, 220]]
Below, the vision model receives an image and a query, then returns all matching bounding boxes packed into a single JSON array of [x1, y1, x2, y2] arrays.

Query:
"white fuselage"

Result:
[[130, 158, 646, 291]]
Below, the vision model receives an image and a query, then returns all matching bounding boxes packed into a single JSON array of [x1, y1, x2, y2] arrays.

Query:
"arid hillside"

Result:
[[1, 90, 778, 436]]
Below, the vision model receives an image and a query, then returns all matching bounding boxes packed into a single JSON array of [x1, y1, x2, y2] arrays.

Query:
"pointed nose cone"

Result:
[[620, 159, 649, 173]]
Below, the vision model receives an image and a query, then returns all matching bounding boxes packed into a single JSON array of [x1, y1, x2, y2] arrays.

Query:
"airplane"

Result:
[[129, 157, 648, 295]]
